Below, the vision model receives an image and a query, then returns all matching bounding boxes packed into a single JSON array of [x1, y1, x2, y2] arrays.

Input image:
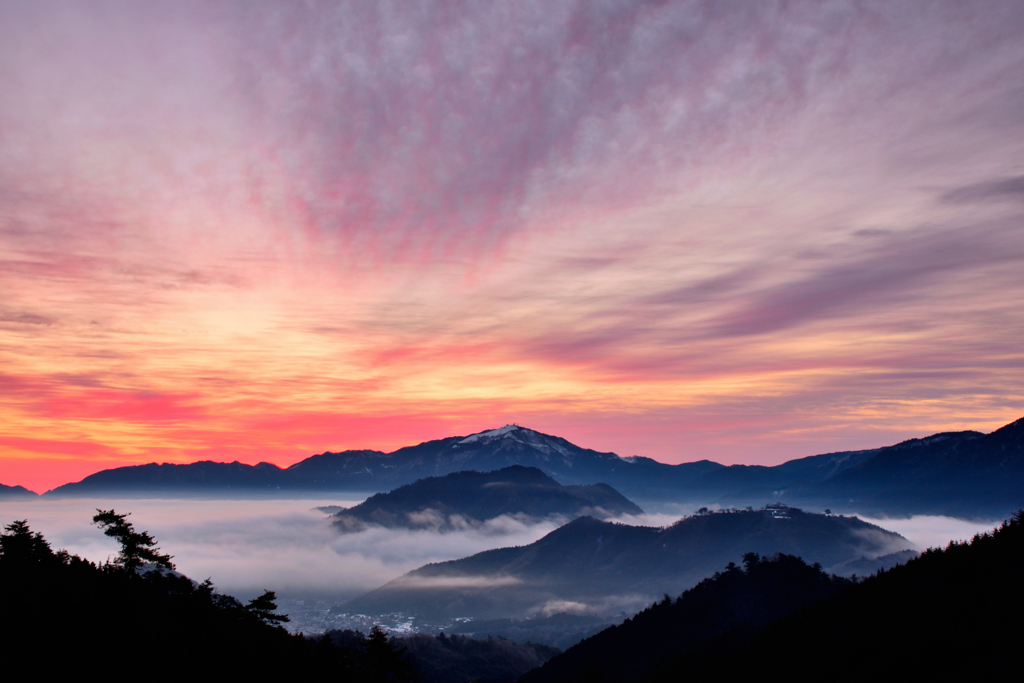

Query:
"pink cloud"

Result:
[[1, 1, 1023, 492]]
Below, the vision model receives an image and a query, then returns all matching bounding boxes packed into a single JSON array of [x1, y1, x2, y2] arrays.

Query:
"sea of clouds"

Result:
[[0, 497, 1004, 604]]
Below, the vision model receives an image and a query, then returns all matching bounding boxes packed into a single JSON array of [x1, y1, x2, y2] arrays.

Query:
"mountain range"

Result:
[[28, 417, 1024, 517], [331, 465, 642, 532], [344, 505, 911, 622]]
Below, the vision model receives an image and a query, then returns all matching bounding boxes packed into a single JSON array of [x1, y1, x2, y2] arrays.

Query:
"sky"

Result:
[[2, 1, 1023, 493]]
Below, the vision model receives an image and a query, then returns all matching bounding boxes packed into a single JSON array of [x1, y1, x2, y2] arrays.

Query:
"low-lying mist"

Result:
[[856, 514, 1004, 551], [1, 497, 1004, 606], [0, 497, 676, 603]]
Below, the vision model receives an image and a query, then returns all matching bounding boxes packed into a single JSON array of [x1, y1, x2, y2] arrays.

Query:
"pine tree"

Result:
[[92, 509, 174, 571], [245, 590, 290, 624]]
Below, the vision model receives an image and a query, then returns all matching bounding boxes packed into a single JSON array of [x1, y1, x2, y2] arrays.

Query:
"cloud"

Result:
[[855, 515, 1004, 552], [1, 1, 1024, 482], [532, 593, 654, 618], [940, 176, 1024, 203], [537, 599, 589, 617], [390, 575, 522, 590], [0, 496, 560, 600], [706, 219, 1024, 338]]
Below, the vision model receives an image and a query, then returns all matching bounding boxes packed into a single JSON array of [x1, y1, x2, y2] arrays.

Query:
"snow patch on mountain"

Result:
[[458, 425, 521, 444]]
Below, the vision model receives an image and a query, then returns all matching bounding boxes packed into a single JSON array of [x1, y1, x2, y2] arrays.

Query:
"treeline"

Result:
[[0, 511, 561, 681], [0, 512, 412, 679], [523, 552, 854, 683], [327, 629, 559, 683], [525, 510, 1024, 682]]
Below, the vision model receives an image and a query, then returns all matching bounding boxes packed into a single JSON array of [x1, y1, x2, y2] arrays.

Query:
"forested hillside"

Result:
[[523, 553, 854, 683], [525, 510, 1024, 682], [649, 510, 1024, 680], [349, 506, 907, 622], [0, 513, 411, 679]]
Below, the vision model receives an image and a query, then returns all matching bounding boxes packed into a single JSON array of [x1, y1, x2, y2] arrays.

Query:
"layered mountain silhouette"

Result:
[[42, 418, 1024, 517], [344, 505, 911, 621], [0, 483, 37, 499], [522, 552, 856, 683], [44, 424, 720, 497], [526, 512, 1024, 682], [331, 465, 642, 532]]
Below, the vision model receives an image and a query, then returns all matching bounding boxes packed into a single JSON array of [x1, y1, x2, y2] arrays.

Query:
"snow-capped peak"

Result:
[[459, 424, 521, 444]]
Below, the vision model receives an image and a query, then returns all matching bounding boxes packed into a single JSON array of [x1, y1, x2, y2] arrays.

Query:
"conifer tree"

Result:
[[92, 509, 174, 571], [245, 590, 290, 624]]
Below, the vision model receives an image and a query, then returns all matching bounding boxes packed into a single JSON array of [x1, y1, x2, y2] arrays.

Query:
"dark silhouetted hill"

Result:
[[523, 511, 1024, 682], [332, 466, 643, 532], [523, 553, 854, 683], [647, 511, 1024, 681], [0, 517, 411, 679], [394, 632, 560, 683], [346, 505, 909, 622], [0, 483, 37, 498]]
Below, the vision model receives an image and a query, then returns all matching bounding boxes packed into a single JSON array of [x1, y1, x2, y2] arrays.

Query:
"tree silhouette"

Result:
[[1, 520, 58, 566], [365, 625, 414, 682], [245, 590, 290, 624], [92, 509, 174, 571]]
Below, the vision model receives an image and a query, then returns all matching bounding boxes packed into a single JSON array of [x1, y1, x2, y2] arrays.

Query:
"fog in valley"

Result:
[[0, 497, 1003, 607], [855, 514, 1004, 552]]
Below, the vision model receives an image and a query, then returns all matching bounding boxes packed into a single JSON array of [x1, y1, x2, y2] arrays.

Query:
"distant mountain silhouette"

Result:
[[45, 425, 722, 497], [332, 466, 642, 532], [0, 483, 37, 498], [344, 505, 911, 622], [777, 418, 1024, 516], [44, 418, 1024, 517]]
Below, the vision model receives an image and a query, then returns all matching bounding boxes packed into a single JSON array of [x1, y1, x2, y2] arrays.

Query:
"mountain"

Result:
[[344, 505, 911, 622], [331, 466, 643, 532], [528, 511, 1024, 682], [43, 418, 1024, 518], [522, 553, 855, 683], [0, 483, 37, 498], [44, 424, 723, 498], [777, 419, 1024, 516]]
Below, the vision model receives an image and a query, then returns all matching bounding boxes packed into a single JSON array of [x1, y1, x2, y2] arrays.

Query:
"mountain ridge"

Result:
[[331, 465, 643, 532], [0, 483, 38, 498], [344, 505, 912, 622], [40, 418, 1024, 517]]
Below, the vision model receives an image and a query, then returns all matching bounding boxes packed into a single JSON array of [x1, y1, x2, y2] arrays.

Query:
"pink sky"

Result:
[[2, 1, 1023, 493]]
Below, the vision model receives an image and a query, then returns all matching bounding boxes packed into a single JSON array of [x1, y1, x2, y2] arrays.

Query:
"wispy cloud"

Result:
[[940, 176, 1024, 204], [1, 1, 1023, 488]]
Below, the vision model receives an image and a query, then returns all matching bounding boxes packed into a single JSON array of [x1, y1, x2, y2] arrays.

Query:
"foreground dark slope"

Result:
[[43, 417, 1024, 518], [525, 512, 1024, 683], [333, 465, 642, 532], [523, 554, 854, 683], [0, 520, 409, 680], [346, 506, 909, 621]]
